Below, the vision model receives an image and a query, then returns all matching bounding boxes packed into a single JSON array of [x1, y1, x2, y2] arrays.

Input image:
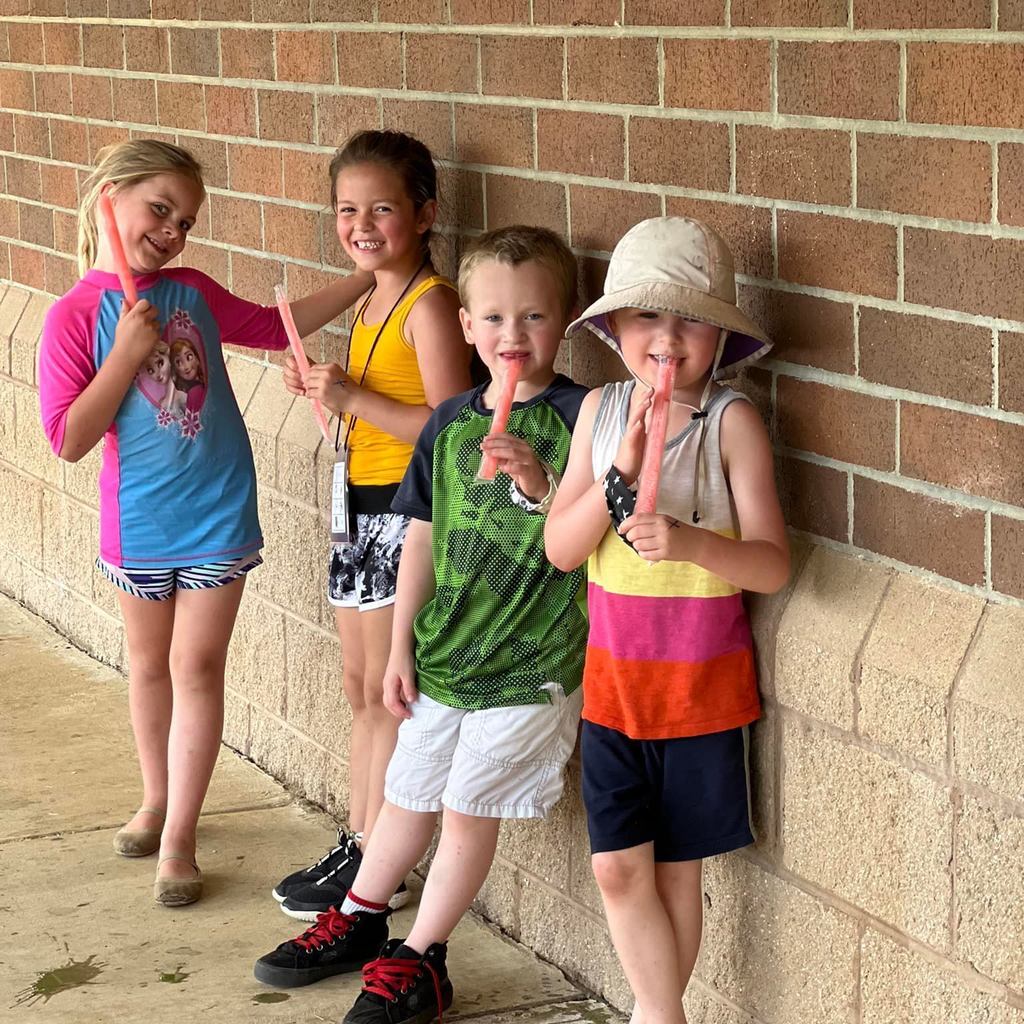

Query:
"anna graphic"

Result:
[[164, 311, 208, 413]]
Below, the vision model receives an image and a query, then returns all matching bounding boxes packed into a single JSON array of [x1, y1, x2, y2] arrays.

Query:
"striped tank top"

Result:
[[583, 380, 760, 740]]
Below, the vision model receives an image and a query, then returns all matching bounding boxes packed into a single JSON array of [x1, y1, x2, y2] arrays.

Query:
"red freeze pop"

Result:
[[97, 192, 138, 308], [635, 356, 678, 514], [274, 284, 331, 443], [477, 357, 524, 481]]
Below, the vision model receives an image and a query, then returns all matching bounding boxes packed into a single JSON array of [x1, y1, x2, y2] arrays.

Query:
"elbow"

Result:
[[758, 549, 792, 595]]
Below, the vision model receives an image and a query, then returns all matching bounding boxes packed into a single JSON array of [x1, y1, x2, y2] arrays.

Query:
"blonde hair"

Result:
[[77, 139, 205, 276], [458, 225, 578, 316]]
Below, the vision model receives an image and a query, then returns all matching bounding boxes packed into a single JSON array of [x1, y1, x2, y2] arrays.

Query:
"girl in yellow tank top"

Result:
[[279, 131, 472, 898]]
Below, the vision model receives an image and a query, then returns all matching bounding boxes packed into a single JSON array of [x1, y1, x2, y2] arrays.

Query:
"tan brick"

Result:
[[629, 118, 729, 192], [537, 109, 624, 181], [954, 605, 1024, 800], [168, 26, 218, 78], [43, 22, 81, 66], [483, 35, 563, 101], [779, 42, 900, 121], [111, 77, 156, 127], [125, 27, 169, 75], [853, 476, 986, 585], [778, 212, 897, 300], [219, 29, 274, 81], [405, 33, 478, 94], [229, 142, 282, 196], [664, 39, 770, 112], [41, 491, 96, 599], [225, 594, 287, 717], [13, 385, 59, 485], [34, 72, 72, 116], [858, 134, 991, 223], [862, 929, 1024, 1024], [337, 31, 402, 89], [733, 0, 846, 24], [859, 308, 991, 405], [82, 24, 123, 70], [258, 88, 315, 144], [957, 797, 1024, 990], [486, 174, 567, 235], [778, 456, 848, 541], [776, 546, 890, 728], [71, 74, 113, 122], [316, 93, 379, 148], [275, 30, 334, 84], [909, 44, 1024, 129], [382, 98, 453, 161], [284, 618, 350, 755], [569, 186, 660, 254], [205, 85, 257, 139], [534, 0, 619, 22], [568, 37, 658, 105], [737, 126, 850, 206], [698, 854, 859, 1024], [455, 104, 533, 170], [156, 80, 204, 132], [14, 114, 49, 159], [625, 0, 724, 22], [450, 0, 529, 20], [855, 0, 990, 26], [278, 394, 328, 508], [860, 574, 982, 767], [992, 514, 1024, 600], [998, 143, 1024, 227]]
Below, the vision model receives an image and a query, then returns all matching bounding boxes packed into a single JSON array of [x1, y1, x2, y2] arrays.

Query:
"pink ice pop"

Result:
[[274, 284, 331, 443], [636, 356, 678, 514], [97, 191, 138, 308], [478, 356, 524, 481]]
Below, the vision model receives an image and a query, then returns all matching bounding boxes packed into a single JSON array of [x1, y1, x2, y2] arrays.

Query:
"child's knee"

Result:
[[592, 851, 651, 899]]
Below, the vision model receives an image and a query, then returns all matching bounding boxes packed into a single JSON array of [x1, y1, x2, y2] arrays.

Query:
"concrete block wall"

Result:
[[3, 4, 1024, 1020]]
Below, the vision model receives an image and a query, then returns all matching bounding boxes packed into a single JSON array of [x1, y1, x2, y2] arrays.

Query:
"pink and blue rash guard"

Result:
[[39, 267, 288, 569]]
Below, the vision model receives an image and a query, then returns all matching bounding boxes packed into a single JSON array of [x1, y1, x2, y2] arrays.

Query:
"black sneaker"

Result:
[[342, 940, 453, 1024], [253, 907, 391, 988], [272, 829, 357, 903]]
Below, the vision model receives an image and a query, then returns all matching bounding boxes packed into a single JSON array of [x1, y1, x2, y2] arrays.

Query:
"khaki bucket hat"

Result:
[[566, 216, 771, 378]]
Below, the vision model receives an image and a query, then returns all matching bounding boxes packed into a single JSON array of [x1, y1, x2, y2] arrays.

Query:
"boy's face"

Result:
[[459, 259, 568, 384], [611, 307, 721, 390]]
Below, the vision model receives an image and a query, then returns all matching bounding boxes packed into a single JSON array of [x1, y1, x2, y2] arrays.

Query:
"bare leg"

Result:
[[348, 800, 439, 901], [337, 606, 368, 835], [592, 844, 686, 1024], [158, 577, 246, 880], [404, 809, 500, 953], [117, 590, 176, 833]]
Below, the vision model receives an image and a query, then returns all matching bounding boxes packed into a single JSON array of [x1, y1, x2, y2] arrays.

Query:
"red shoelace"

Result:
[[362, 954, 445, 1023], [293, 908, 358, 951]]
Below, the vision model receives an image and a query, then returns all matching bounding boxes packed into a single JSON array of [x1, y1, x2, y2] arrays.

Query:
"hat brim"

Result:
[[566, 281, 771, 378]]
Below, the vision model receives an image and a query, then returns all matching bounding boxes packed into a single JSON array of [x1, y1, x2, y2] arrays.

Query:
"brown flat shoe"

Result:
[[113, 806, 165, 858], [154, 855, 203, 907]]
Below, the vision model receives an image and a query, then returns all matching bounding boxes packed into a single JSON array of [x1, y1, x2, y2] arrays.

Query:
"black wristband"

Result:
[[604, 465, 638, 551]]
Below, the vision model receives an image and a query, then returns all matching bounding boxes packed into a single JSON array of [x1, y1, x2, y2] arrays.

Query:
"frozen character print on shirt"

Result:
[[135, 308, 209, 438], [141, 340, 187, 417]]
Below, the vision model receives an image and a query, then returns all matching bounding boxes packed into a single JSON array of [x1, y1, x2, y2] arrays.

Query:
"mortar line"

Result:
[[991, 140, 999, 225], [991, 328, 1000, 409], [898, 41, 907, 122], [984, 510, 993, 591], [847, 468, 855, 544]]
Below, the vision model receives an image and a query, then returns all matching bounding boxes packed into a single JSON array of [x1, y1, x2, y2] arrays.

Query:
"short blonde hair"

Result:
[[458, 226, 577, 315], [77, 139, 205, 276]]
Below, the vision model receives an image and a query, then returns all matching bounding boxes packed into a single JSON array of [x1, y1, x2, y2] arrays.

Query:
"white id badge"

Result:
[[331, 448, 352, 545]]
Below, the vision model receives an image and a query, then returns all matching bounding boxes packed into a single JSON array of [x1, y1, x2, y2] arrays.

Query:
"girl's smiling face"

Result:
[[145, 348, 171, 386], [174, 345, 199, 381]]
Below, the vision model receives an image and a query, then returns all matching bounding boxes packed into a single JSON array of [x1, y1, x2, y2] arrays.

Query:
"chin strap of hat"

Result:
[[687, 329, 728, 525]]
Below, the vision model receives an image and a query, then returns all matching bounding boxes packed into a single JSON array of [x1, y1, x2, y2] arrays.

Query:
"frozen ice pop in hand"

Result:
[[275, 284, 331, 443], [635, 356, 678, 514], [97, 192, 138, 308], [477, 356, 524, 481]]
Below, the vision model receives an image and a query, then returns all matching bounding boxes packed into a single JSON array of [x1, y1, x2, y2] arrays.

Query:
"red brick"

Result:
[[859, 308, 991, 405], [229, 142, 282, 197], [10, 244, 45, 291], [908, 44, 1024, 129], [382, 99, 453, 161], [455, 104, 533, 170], [905, 228, 1024, 322], [54, 208, 78, 253], [664, 39, 770, 112], [999, 331, 1024, 414], [125, 27, 168, 75], [201, 0, 253, 17], [629, 118, 729, 192], [186, 136, 228, 190], [257, 89, 315, 144], [43, 22, 80, 66], [667, 199, 772, 280], [72, 74, 115, 122], [82, 24, 123, 70], [320, 210, 349, 269], [41, 164, 79, 210], [265, 203, 321, 262], [854, 0, 990, 27], [189, 200, 211, 242], [117, 0, 153, 16], [316, 93, 379, 148], [733, 0, 845, 24], [169, 27, 219, 78], [187, 241, 230, 285], [45, 252, 77, 296], [51, 119, 89, 164], [153, 0, 199, 14], [156, 80, 204, 131], [206, 85, 257, 138], [778, 456, 848, 542], [738, 287, 854, 374], [569, 186, 661, 253], [14, 113, 49, 158], [276, 30, 335, 84], [778, 377, 896, 470], [853, 477, 985, 586], [211, 194, 263, 250], [112, 77, 157, 126], [625, 0, 724, 22], [568, 37, 658, 105], [534, 0, 619, 23], [88, 124, 130, 162], [737, 126, 851, 206], [9, 21, 43, 62], [778, 212, 897, 300], [486, 174, 566, 235], [991, 515, 1024, 600], [337, 31, 402, 89], [220, 29, 274, 81], [998, 144, 1024, 227], [252, 0, 310, 20], [436, 165, 484, 231], [450, 0, 529, 21], [779, 42, 900, 121], [537, 109, 625, 180], [283, 148, 328, 206], [230, 250, 280, 304], [1002, 0, 1024, 29], [311, 0, 373, 19], [35, 71, 72, 116], [0, 197, 17, 239], [0, 69, 34, 111], [377, 0, 445, 19], [482, 36, 564, 101], [405, 34, 479, 95], [18, 202, 52, 248], [901, 403, 1024, 506], [0, 111, 12, 152]]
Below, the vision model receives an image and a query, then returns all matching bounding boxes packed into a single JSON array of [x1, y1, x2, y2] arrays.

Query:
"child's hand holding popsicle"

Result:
[[478, 355, 524, 481], [479, 432, 549, 501]]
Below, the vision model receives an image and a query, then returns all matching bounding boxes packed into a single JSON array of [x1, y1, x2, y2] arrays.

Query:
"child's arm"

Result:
[[288, 271, 374, 339], [382, 517, 435, 720], [618, 400, 790, 593]]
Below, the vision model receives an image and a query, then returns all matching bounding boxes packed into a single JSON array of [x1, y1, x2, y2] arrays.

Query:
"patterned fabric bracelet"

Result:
[[604, 465, 639, 550], [509, 462, 559, 514]]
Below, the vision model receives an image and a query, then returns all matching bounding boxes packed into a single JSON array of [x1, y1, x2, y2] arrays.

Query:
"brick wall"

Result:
[[2, 4, 1024, 1022]]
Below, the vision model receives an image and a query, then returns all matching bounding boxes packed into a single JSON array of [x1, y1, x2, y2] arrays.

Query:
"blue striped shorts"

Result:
[[96, 551, 263, 601]]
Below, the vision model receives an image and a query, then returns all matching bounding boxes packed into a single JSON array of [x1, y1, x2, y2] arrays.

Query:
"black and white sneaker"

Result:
[[272, 829, 357, 903], [343, 939, 453, 1024]]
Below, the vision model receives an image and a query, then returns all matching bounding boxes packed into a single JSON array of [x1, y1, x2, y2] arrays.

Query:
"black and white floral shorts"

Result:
[[327, 513, 410, 611]]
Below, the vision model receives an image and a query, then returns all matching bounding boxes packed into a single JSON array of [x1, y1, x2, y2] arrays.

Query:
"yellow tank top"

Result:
[[346, 275, 457, 487]]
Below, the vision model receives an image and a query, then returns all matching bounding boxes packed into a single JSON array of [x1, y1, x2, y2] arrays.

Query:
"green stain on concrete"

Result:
[[13, 954, 105, 1006], [252, 992, 291, 1004], [158, 965, 191, 984]]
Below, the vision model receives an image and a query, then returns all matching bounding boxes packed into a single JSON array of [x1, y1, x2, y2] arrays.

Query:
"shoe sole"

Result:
[[272, 887, 286, 903], [253, 956, 371, 988], [279, 903, 327, 922]]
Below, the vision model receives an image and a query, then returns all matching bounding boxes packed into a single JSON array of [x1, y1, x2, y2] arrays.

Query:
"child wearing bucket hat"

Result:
[[545, 217, 789, 1024]]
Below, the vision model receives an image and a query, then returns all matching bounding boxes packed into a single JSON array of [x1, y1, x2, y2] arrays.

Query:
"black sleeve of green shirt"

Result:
[[545, 374, 590, 433]]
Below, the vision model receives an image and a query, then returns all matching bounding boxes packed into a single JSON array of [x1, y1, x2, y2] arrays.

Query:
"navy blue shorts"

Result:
[[580, 720, 755, 862]]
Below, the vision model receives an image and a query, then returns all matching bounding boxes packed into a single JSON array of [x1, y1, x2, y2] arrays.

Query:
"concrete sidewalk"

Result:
[[0, 595, 616, 1024]]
